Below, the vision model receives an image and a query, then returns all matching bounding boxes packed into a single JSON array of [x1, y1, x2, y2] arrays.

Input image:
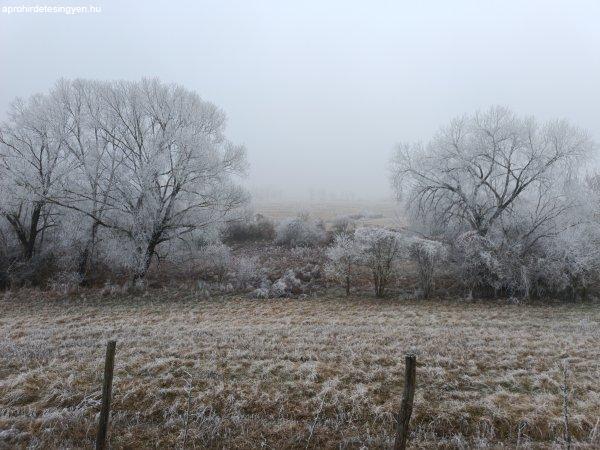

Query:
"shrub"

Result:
[[451, 232, 506, 297], [6, 252, 59, 288], [450, 225, 600, 300], [275, 214, 326, 247], [271, 269, 303, 297], [223, 214, 275, 243], [231, 256, 260, 290], [48, 271, 83, 294], [325, 234, 361, 295], [408, 237, 447, 298], [451, 231, 534, 298], [197, 244, 232, 283], [331, 215, 356, 236], [354, 227, 404, 298], [526, 226, 600, 300]]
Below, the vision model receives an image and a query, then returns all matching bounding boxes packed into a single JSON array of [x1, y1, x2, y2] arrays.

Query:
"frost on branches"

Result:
[[0, 78, 248, 282], [325, 233, 361, 296], [275, 214, 326, 247], [391, 106, 598, 299], [408, 237, 447, 299]]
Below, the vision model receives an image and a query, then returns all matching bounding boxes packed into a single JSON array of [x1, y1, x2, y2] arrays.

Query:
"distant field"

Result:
[[1, 290, 599, 448], [253, 199, 401, 228]]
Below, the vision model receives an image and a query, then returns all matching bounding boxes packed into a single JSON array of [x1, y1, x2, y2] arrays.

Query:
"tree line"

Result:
[[1, 81, 598, 300]]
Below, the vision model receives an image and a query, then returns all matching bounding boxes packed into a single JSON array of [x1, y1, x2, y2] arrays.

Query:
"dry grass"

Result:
[[253, 199, 400, 227], [1, 289, 599, 449]]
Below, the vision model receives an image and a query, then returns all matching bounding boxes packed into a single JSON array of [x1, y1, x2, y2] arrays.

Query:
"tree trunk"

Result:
[[77, 222, 100, 284], [375, 276, 385, 298], [133, 238, 159, 280], [4, 202, 44, 260], [24, 203, 42, 259]]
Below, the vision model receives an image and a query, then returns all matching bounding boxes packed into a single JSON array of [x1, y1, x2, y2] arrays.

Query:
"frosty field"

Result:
[[1, 290, 599, 449]]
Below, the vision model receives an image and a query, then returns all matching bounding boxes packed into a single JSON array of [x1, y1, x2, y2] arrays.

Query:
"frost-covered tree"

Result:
[[408, 237, 446, 299], [49, 79, 121, 278], [354, 227, 404, 297], [391, 106, 596, 298], [1, 78, 248, 281], [51, 78, 247, 279], [325, 233, 361, 296], [0, 93, 73, 259], [391, 106, 592, 238]]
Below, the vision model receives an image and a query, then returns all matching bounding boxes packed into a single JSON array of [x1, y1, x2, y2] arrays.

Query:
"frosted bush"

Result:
[[452, 230, 534, 298], [354, 227, 404, 298], [248, 287, 270, 299], [48, 271, 83, 294], [271, 270, 303, 297], [408, 237, 447, 298], [275, 214, 326, 247], [452, 232, 505, 296], [223, 213, 275, 243], [331, 215, 356, 235], [231, 256, 260, 290], [198, 244, 232, 283], [325, 234, 361, 296], [98, 231, 140, 275], [527, 225, 600, 299]]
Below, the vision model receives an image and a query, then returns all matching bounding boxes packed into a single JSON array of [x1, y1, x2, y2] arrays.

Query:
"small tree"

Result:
[[408, 237, 446, 298], [355, 227, 404, 298], [325, 233, 361, 296]]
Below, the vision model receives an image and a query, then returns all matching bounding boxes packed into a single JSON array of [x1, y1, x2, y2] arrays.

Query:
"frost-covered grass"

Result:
[[1, 289, 599, 448]]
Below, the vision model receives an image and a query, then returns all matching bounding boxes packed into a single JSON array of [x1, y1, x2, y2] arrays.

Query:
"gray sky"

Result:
[[1, 0, 599, 200]]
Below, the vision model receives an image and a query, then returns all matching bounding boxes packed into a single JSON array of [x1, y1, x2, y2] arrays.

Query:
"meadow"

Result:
[[1, 289, 599, 449]]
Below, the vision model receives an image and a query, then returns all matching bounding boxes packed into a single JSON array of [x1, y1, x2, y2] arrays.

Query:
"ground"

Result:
[[1, 289, 599, 449], [253, 199, 400, 227]]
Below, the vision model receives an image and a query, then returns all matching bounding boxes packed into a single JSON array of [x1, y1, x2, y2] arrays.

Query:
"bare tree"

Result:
[[51, 79, 121, 279], [2, 78, 248, 280], [391, 106, 592, 239], [0, 94, 72, 259], [56, 78, 248, 279], [390, 107, 596, 297]]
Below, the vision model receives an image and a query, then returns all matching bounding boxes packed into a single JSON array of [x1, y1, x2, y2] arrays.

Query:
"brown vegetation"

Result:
[[1, 289, 599, 448]]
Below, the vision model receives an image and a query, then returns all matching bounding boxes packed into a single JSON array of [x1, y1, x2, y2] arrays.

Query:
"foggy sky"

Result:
[[1, 0, 599, 200]]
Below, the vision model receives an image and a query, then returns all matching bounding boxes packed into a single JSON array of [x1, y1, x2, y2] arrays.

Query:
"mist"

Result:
[[1, 0, 599, 200]]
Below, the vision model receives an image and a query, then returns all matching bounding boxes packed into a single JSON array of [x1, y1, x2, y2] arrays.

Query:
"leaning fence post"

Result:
[[394, 354, 416, 450], [96, 340, 116, 450]]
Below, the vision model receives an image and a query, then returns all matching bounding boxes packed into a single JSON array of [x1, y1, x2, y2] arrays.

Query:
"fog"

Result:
[[1, 0, 599, 200]]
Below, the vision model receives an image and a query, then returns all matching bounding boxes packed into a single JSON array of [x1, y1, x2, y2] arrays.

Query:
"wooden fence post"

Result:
[[96, 340, 116, 450], [394, 354, 416, 450]]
